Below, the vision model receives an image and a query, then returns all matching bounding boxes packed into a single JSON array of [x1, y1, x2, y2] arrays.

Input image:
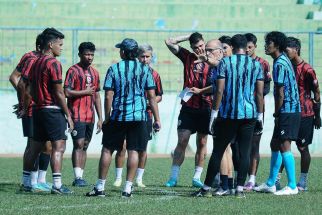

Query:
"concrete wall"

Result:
[[1, 91, 321, 155]]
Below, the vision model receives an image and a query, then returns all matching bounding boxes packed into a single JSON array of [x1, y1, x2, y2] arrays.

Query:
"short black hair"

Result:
[[286, 37, 301, 56], [78, 42, 96, 54], [189, 32, 203, 45], [265, 31, 287, 52], [231, 34, 247, 50], [35, 33, 44, 51], [123, 48, 138, 60], [244, 33, 257, 45], [218, 35, 232, 46], [41, 28, 65, 50]]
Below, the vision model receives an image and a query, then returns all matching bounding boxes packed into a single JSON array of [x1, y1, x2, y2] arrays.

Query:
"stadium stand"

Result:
[[0, 0, 322, 91]]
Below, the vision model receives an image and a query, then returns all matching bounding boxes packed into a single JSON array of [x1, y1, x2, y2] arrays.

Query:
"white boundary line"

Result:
[[0, 195, 179, 212]]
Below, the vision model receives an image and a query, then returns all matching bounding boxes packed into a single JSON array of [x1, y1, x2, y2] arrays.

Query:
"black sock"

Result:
[[39, 153, 50, 171], [228, 177, 234, 189], [220, 175, 228, 190]]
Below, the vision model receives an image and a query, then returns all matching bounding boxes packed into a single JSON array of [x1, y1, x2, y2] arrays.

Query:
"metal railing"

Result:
[[1, 27, 321, 92]]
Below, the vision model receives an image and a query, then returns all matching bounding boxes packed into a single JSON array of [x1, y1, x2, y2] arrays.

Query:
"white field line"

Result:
[[1, 191, 179, 212]]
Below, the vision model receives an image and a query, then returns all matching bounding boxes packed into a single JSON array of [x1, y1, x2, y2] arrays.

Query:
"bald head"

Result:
[[206, 39, 223, 49], [205, 39, 224, 66]]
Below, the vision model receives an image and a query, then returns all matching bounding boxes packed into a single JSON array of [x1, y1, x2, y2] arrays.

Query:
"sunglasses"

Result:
[[205, 47, 222, 53]]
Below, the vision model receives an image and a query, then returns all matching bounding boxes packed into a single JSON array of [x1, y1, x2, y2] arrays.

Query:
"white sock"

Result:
[[237, 185, 243, 192], [124, 181, 133, 193], [38, 170, 47, 183], [52, 173, 62, 189], [80, 169, 84, 178], [116, 168, 123, 180], [193, 166, 203, 180], [95, 179, 106, 191], [136, 168, 145, 182], [202, 184, 211, 190], [170, 165, 180, 180], [73, 167, 82, 179], [23, 171, 31, 187], [31, 171, 38, 186], [248, 175, 256, 184]]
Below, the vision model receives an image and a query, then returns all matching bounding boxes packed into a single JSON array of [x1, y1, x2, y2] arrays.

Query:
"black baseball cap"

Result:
[[115, 38, 138, 51]]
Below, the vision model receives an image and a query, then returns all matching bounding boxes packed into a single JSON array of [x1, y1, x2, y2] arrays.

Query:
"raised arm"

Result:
[[165, 34, 191, 55]]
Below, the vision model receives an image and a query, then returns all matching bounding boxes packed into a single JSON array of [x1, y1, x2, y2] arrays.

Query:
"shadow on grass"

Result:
[[106, 186, 197, 197], [0, 182, 20, 192]]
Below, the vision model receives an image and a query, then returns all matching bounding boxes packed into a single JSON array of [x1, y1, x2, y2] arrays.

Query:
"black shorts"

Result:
[[22, 116, 33, 138], [296, 116, 314, 147], [213, 118, 252, 143], [102, 121, 148, 151], [214, 118, 256, 149], [146, 117, 153, 141], [177, 107, 210, 134], [272, 112, 301, 141], [71, 122, 94, 142], [33, 108, 67, 142]]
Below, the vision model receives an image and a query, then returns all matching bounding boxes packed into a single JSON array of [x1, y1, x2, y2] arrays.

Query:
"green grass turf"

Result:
[[1, 157, 322, 214]]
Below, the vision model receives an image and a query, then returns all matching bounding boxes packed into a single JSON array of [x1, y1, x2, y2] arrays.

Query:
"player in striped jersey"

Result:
[[193, 34, 264, 198], [64, 42, 102, 187], [113, 44, 163, 188], [86, 38, 161, 198], [24, 28, 74, 194], [243, 33, 271, 191], [277, 37, 320, 191], [11, 32, 52, 192], [190, 38, 233, 195], [214, 35, 234, 195], [165, 32, 212, 188], [255, 31, 301, 195], [192, 35, 234, 195]]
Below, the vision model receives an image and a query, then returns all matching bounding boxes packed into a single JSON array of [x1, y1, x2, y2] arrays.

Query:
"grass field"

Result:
[[1, 156, 322, 214]]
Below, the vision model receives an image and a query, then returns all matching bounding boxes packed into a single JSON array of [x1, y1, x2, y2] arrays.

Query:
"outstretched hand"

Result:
[[190, 87, 201, 95], [193, 54, 207, 64]]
